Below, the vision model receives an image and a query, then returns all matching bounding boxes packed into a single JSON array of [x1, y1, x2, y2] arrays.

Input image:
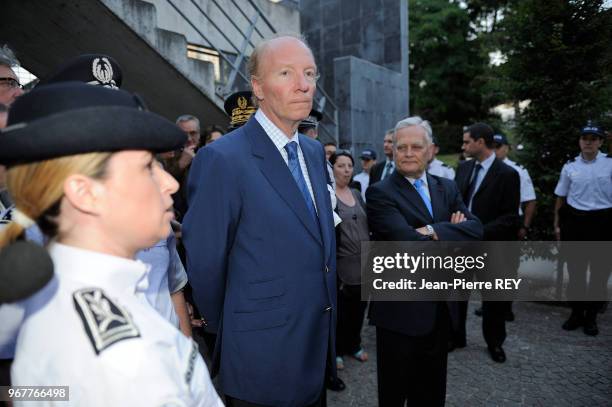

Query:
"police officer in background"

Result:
[[554, 122, 612, 336], [298, 108, 323, 139], [493, 134, 537, 240], [427, 137, 455, 180]]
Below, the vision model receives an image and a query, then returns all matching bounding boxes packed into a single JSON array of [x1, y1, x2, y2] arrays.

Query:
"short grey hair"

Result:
[[175, 114, 200, 130], [0, 45, 20, 68], [393, 116, 433, 146]]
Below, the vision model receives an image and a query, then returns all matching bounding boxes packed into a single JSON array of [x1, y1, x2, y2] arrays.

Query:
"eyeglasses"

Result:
[[0, 77, 23, 89]]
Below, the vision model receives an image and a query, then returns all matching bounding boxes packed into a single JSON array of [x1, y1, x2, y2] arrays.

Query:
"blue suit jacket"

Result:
[[183, 116, 336, 406], [366, 170, 483, 336]]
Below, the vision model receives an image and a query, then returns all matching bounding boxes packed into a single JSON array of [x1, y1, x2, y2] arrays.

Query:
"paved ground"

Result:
[[328, 302, 612, 407]]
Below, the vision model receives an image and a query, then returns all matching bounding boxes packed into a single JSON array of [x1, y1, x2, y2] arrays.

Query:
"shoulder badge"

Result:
[[441, 163, 449, 168], [73, 288, 140, 355], [606, 154, 611, 158], [185, 340, 199, 384], [567, 157, 576, 163]]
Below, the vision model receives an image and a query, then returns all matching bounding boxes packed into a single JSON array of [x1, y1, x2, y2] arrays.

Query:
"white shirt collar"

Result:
[[405, 171, 428, 187], [477, 151, 496, 171], [579, 151, 605, 164], [48, 243, 150, 294], [255, 109, 299, 153]]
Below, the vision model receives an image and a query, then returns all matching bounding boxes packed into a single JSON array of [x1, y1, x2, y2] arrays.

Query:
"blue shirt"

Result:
[[136, 232, 188, 327]]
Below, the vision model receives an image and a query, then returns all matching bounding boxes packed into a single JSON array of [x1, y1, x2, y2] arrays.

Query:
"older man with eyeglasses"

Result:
[[0, 45, 24, 107]]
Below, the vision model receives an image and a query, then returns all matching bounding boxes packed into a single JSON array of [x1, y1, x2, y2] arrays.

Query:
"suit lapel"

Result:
[[457, 160, 475, 197], [391, 171, 433, 223], [300, 134, 332, 262], [426, 174, 446, 223], [473, 158, 499, 201], [246, 118, 323, 245]]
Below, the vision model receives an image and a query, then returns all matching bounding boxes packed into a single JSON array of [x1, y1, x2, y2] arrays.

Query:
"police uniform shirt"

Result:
[[503, 157, 536, 215], [554, 151, 612, 211], [136, 232, 188, 327], [427, 158, 456, 180], [11, 243, 223, 407]]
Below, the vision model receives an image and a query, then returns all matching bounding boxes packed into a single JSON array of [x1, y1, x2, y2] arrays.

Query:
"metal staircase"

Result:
[[0, 0, 338, 141]]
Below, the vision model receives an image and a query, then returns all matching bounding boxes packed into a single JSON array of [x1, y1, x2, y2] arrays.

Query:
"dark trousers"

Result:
[[561, 206, 612, 316], [455, 301, 507, 348], [225, 388, 326, 407], [336, 283, 367, 356], [376, 305, 450, 407]]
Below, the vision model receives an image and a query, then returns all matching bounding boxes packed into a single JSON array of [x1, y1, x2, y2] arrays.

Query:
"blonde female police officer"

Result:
[[0, 82, 223, 406]]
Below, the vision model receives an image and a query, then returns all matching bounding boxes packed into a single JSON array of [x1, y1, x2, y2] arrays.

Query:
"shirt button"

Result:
[[324, 306, 332, 312], [325, 265, 329, 273]]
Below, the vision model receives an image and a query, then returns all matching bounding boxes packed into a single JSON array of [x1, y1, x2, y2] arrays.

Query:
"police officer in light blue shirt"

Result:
[[554, 121, 612, 336], [136, 231, 189, 330]]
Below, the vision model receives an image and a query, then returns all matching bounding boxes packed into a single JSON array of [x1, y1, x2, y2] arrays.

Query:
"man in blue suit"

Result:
[[183, 36, 336, 407], [366, 116, 483, 406]]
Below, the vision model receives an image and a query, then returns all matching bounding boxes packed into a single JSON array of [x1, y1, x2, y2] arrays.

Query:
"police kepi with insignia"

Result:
[[39, 54, 122, 89], [223, 91, 256, 131], [0, 82, 224, 406], [554, 121, 612, 336]]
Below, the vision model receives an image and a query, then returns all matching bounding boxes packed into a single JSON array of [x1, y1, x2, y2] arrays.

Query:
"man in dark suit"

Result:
[[369, 129, 395, 185], [454, 122, 520, 363], [367, 116, 483, 407], [183, 36, 336, 407]]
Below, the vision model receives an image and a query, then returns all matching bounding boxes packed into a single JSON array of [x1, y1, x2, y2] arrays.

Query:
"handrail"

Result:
[[164, 0, 250, 85], [209, 0, 257, 50], [229, 0, 267, 40], [245, 0, 277, 34], [162, 0, 338, 142], [188, 0, 244, 57]]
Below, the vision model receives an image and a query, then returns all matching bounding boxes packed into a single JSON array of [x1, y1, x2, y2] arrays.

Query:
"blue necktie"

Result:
[[414, 178, 433, 218], [284, 141, 318, 221]]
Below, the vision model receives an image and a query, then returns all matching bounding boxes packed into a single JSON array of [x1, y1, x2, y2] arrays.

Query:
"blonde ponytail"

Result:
[[0, 152, 112, 249]]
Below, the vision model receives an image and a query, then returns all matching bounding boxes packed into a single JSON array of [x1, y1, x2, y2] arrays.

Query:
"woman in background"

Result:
[[331, 150, 370, 371]]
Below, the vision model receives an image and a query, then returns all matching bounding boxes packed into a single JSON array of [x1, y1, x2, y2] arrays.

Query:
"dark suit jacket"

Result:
[[369, 158, 392, 185], [182, 116, 336, 406], [366, 171, 483, 336], [455, 157, 520, 240]]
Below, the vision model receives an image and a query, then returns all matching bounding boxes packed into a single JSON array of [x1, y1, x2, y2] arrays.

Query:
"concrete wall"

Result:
[[1, 0, 228, 127], [146, 0, 301, 53], [334, 56, 408, 168], [300, 0, 408, 98]]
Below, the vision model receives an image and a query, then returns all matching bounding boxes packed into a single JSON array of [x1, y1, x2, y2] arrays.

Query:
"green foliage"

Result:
[[409, 0, 494, 153], [497, 0, 612, 239]]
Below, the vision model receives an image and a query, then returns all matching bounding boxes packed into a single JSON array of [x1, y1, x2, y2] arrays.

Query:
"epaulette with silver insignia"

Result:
[[442, 163, 449, 168], [567, 157, 576, 163], [606, 154, 611, 158], [73, 288, 140, 355]]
